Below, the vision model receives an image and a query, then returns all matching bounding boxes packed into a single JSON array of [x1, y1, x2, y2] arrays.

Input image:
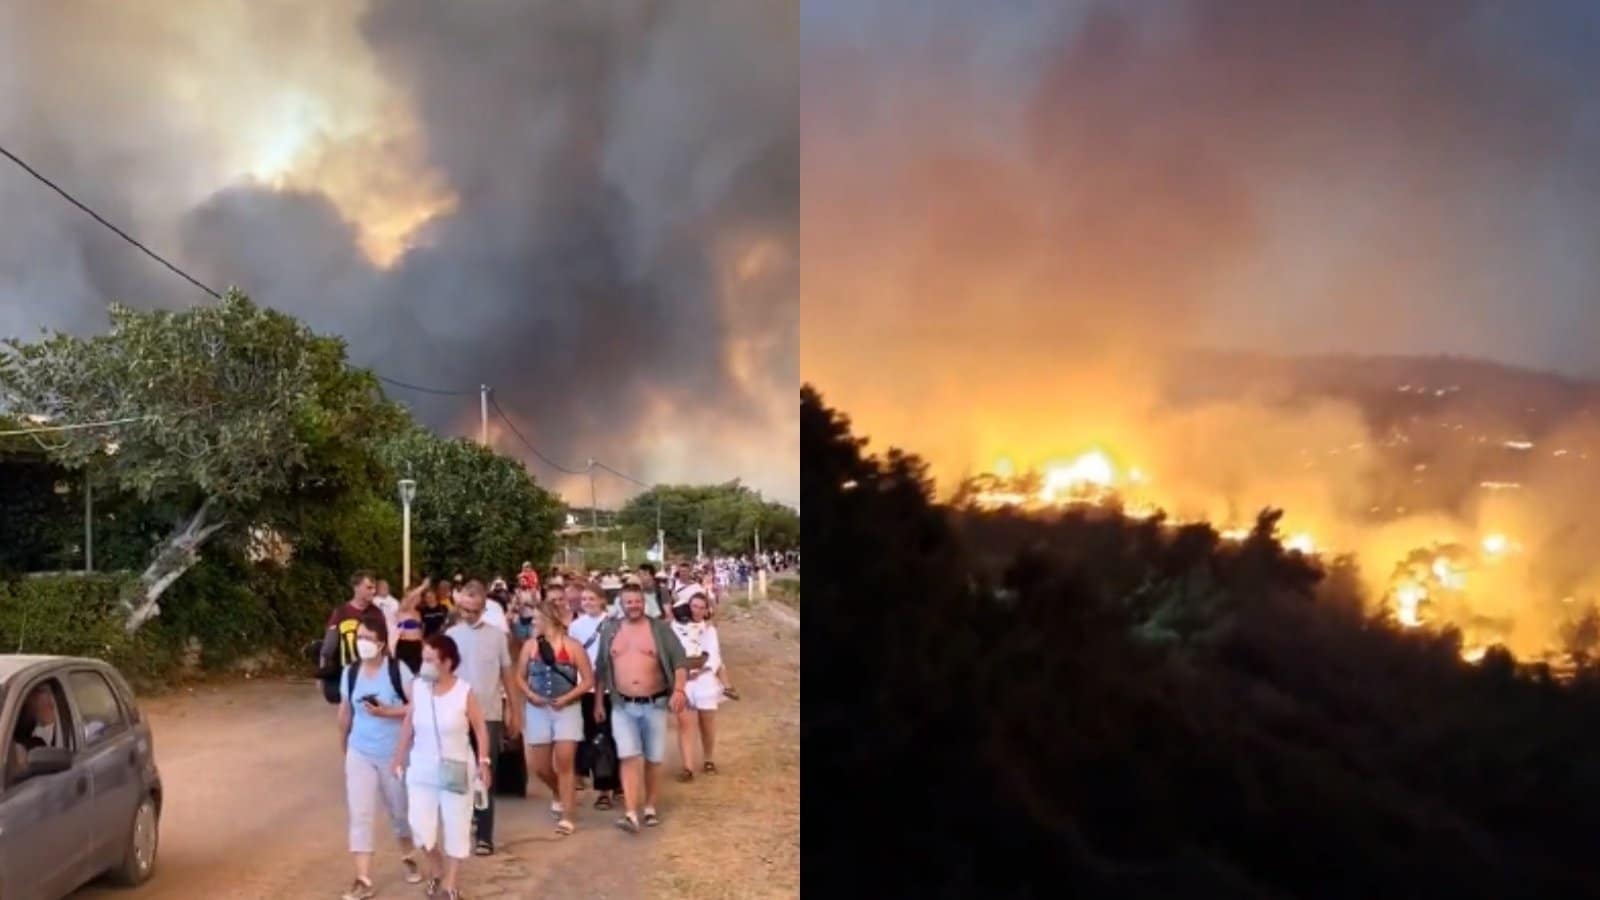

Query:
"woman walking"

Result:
[[394, 579, 428, 674], [338, 612, 421, 899], [673, 592, 729, 780], [516, 595, 594, 835], [419, 580, 453, 639], [392, 635, 490, 900]]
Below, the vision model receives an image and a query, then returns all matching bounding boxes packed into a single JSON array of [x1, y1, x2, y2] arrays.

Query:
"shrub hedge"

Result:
[[0, 574, 179, 683], [0, 555, 349, 687]]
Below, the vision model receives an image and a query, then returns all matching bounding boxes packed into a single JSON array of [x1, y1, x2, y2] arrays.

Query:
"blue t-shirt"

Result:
[[341, 661, 414, 763]]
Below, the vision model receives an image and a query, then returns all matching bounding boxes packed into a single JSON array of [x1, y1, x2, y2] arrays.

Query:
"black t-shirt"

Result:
[[419, 603, 450, 638]]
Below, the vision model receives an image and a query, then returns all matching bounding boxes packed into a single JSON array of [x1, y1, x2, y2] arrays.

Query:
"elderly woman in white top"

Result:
[[670, 588, 728, 781], [391, 635, 489, 900]]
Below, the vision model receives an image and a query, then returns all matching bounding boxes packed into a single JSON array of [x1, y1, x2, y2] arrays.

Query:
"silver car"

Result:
[[0, 655, 161, 900]]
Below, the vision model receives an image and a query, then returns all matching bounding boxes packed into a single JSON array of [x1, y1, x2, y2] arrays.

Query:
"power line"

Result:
[[375, 374, 476, 396], [487, 394, 589, 475], [593, 460, 653, 490], [0, 142, 222, 301]]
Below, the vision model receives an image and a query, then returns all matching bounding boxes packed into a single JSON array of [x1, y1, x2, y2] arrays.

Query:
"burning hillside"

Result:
[[951, 352, 1600, 667]]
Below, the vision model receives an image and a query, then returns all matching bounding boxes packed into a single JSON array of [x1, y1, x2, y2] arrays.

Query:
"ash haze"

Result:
[[0, 0, 797, 505], [803, 1, 1600, 657], [803, 0, 1600, 483]]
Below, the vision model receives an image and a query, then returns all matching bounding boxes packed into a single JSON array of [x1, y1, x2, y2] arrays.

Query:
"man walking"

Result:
[[635, 564, 667, 619], [594, 584, 689, 832], [445, 581, 521, 856]]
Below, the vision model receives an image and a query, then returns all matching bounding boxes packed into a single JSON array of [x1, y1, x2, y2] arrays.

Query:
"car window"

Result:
[[67, 671, 127, 748], [4, 677, 75, 790]]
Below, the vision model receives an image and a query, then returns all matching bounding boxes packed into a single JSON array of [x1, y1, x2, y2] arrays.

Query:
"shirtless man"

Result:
[[593, 585, 689, 832]]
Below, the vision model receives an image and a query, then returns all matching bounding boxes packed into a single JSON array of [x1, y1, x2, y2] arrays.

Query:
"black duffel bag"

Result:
[[493, 731, 527, 796]]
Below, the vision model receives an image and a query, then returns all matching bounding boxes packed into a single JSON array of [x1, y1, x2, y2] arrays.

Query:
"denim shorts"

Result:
[[609, 695, 669, 764], [524, 700, 584, 745]]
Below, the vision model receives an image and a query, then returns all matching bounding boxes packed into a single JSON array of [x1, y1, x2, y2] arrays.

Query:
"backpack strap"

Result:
[[345, 662, 359, 703], [387, 657, 406, 701]]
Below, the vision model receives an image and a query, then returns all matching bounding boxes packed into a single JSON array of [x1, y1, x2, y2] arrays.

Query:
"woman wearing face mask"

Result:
[[568, 586, 619, 808], [516, 596, 594, 836], [338, 612, 420, 899], [392, 635, 490, 900]]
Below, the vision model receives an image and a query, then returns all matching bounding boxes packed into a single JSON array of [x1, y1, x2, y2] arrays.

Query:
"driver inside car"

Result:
[[6, 685, 63, 782]]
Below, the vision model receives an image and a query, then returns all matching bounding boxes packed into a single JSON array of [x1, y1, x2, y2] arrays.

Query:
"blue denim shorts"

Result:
[[610, 695, 669, 764]]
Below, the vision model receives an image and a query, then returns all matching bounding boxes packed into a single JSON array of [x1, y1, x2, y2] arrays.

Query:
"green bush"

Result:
[[0, 574, 180, 683], [158, 552, 283, 669]]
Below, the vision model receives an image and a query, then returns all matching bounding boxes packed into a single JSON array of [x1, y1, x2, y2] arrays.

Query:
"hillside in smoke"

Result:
[[1174, 348, 1600, 433], [804, 383, 1600, 900]]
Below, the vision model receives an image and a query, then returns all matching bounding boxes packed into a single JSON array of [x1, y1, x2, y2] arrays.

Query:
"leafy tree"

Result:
[[376, 426, 563, 579], [0, 290, 405, 631], [616, 481, 799, 557]]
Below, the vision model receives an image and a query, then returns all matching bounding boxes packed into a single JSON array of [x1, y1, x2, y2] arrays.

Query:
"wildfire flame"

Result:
[[1039, 450, 1117, 504]]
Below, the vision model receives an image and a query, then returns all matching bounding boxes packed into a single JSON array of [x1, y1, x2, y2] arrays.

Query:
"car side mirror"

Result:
[[24, 747, 71, 777]]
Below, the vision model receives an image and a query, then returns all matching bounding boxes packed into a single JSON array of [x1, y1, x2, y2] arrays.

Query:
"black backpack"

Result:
[[324, 657, 406, 706]]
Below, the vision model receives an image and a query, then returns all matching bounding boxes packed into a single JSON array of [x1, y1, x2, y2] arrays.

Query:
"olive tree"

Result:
[[0, 290, 402, 631]]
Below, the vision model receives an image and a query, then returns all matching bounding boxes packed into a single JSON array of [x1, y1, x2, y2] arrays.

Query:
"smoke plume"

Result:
[[803, 0, 1600, 655], [0, 0, 797, 504]]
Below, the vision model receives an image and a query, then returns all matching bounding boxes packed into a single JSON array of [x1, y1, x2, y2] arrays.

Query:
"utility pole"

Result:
[[588, 459, 599, 535], [479, 385, 489, 446], [655, 492, 665, 565], [697, 528, 703, 561]]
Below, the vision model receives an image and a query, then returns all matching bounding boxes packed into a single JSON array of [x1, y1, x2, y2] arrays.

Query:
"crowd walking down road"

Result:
[[54, 562, 791, 899]]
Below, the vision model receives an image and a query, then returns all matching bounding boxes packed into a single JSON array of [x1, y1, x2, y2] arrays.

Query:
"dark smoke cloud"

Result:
[[804, 0, 1600, 431], [0, 0, 797, 504]]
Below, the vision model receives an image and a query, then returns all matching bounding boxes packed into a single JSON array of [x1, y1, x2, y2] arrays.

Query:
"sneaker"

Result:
[[341, 879, 376, 900], [550, 801, 564, 821], [615, 813, 641, 834]]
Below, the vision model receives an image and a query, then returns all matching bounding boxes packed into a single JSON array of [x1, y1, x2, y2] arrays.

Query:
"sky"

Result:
[[802, 0, 1600, 482], [0, 0, 797, 506]]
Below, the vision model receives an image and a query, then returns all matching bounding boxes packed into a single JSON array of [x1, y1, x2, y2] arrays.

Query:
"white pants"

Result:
[[406, 768, 475, 860], [345, 749, 412, 853]]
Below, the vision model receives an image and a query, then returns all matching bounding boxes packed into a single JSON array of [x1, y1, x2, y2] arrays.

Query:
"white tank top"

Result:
[[408, 677, 473, 778]]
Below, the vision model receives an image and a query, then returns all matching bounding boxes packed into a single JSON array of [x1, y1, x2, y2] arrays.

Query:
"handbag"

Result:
[[429, 684, 470, 794]]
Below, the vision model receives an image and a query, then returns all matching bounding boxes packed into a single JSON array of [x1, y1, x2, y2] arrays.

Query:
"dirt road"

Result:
[[71, 604, 799, 899]]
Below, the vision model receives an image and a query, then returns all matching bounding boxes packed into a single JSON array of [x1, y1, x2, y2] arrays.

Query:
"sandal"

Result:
[[555, 818, 576, 836], [703, 761, 718, 774], [550, 801, 564, 821], [424, 877, 442, 898], [595, 793, 613, 810], [643, 808, 662, 827], [722, 687, 741, 701], [401, 853, 423, 884], [473, 839, 494, 857], [676, 769, 694, 783], [616, 813, 641, 834]]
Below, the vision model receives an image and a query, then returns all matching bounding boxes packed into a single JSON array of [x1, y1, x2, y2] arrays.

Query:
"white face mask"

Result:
[[356, 638, 381, 661], [418, 662, 441, 682]]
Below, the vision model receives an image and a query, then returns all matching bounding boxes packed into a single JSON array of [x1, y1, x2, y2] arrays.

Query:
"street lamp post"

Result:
[[399, 478, 417, 588], [655, 494, 665, 566]]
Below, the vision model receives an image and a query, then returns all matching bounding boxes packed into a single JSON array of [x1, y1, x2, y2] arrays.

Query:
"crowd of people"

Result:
[[318, 560, 740, 900]]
